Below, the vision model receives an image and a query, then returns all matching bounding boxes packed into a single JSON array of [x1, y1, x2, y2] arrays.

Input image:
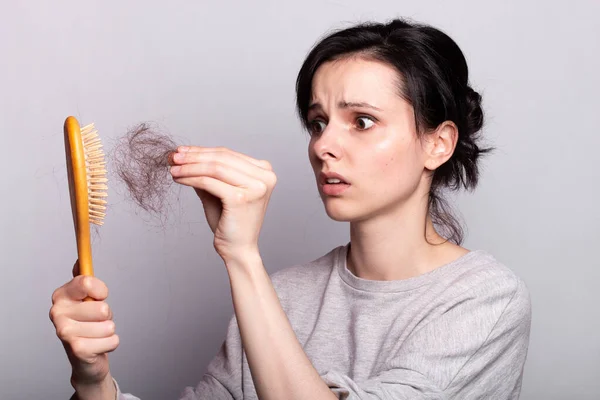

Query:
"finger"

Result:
[[50, 301, 112, 327], [174, 146, 272, 171], [58, 319, 116, 340], [70, 335, 120, 360], [167, 152, 175, 165], [69, 301, 113, 322], [171, 160, 258, 189], [174, 176, 235, 203], [170, 150, 259, 176], [52, 279, 83, 306], [64, 276, 109, 303]]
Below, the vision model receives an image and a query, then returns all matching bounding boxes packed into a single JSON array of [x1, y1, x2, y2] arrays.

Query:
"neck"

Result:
[[347, 193, 467, 281]]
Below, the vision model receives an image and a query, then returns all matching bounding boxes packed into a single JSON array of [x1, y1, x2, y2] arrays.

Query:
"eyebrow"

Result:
[[308, 101, 383, 112]]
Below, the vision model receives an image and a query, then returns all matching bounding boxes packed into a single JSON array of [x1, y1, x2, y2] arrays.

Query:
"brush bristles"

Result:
[[81, 123, 108, 226]]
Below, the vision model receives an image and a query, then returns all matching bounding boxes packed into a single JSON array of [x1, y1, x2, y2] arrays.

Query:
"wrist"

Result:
[[72, 373, 116, 400], [221, 246, 262, 270], [223, 249, 266, 284]]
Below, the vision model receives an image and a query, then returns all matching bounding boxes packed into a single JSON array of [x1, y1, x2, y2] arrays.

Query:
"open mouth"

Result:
[[320, 175, 351, 196]]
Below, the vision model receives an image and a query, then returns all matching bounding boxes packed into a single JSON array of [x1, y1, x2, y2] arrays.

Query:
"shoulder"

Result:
[[411, 251, 532, 352], [443, 250, 527, 292], [444, 250, 532, 327]]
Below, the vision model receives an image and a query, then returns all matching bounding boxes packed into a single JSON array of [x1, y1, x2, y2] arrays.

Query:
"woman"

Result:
[[50, 18, 532, 400]]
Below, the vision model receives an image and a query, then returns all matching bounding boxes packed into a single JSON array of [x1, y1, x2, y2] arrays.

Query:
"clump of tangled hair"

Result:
[[110, 122, 178, 219], [295, 18, 493, 244]]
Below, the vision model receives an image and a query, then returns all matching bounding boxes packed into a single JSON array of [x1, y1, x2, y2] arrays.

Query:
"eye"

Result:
[[309, 120, 327, 135], [356, 116, 375, 130]]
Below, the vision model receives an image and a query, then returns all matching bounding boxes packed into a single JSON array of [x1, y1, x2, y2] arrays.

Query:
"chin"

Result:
[[321, 198, 366, 222]]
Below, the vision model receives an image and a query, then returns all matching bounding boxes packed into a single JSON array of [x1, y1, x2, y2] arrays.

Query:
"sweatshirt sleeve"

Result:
[[114, 315, 242, 400], [320, 278, 532, 400], [176, 315, 242, 400], [114, 378, 141, 400]]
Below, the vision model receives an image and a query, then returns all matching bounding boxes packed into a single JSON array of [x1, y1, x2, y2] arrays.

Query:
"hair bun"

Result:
[[464, 87, 484, 135]]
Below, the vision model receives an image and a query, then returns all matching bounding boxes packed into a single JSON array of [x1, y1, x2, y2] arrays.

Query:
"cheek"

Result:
[[372, 137, 404, 171], [370, 137, 423, 185], [376, 139, 397, 168]]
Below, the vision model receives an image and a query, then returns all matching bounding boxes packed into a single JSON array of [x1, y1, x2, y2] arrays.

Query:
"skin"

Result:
[[49, 56, 469, 400], [307, 57, 469, 280]]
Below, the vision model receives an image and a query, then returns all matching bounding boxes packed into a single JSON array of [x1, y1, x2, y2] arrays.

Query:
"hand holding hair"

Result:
[[168, 145, 277, 264]]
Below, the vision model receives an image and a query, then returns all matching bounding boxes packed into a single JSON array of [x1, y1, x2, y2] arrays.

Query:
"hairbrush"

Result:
[[63, 116, 108, 298]]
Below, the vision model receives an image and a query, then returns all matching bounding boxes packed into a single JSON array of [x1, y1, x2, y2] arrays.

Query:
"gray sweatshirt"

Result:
[[115, 244, 532, 399]]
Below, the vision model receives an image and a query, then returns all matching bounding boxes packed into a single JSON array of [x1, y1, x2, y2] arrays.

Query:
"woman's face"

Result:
[[307, 57, 431, 222]]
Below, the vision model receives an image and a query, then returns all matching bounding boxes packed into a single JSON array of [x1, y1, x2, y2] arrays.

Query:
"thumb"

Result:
[[195, 188, 221, 209]]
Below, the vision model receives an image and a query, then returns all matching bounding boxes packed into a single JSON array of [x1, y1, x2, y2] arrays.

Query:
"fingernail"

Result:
[[171, 165, 181, 173], [178, 146, 189, 152], [167, 152, 176, 165], [173, 153, 184, 162]]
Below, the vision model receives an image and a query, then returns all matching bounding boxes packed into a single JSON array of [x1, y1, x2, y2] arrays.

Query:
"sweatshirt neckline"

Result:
[[335, 242, 485, 293]]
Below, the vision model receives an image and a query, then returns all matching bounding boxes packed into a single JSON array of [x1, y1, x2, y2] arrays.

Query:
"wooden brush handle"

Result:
[[64, 116, 95, 301]]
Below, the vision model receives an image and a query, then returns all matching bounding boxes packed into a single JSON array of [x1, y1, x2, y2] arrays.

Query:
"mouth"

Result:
[[319, 172, 349, 185], [319, 172, 351, 196]]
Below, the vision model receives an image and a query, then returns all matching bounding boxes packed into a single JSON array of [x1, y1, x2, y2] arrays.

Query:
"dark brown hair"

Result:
[[110, 122, 178, 220]]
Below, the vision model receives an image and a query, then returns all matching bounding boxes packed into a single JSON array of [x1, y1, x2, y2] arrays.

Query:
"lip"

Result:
[[318, 172, 350, 185], [318, 171, 351, 196]]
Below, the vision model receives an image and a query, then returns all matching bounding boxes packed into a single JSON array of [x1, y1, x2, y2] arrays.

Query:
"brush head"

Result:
[[64, 116, 108, 227], [80, 122, 108, 225]]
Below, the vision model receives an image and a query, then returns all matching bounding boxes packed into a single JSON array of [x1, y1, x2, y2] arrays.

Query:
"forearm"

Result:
[[72, 373, 116, 400], [225, 251, 337, 400]]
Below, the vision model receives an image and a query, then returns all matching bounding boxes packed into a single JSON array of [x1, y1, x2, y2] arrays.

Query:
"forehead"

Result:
[[310, 57, 401, 104]]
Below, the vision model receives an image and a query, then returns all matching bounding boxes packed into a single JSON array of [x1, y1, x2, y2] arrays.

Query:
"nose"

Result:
[[311, 123, 343, 162]]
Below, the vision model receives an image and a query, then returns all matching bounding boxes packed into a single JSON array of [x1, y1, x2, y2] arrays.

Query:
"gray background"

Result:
[[1, 1, 598, 399]]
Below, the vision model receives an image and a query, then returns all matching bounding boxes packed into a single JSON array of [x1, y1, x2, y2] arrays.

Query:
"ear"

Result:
[[423, 121, 458, 171]]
